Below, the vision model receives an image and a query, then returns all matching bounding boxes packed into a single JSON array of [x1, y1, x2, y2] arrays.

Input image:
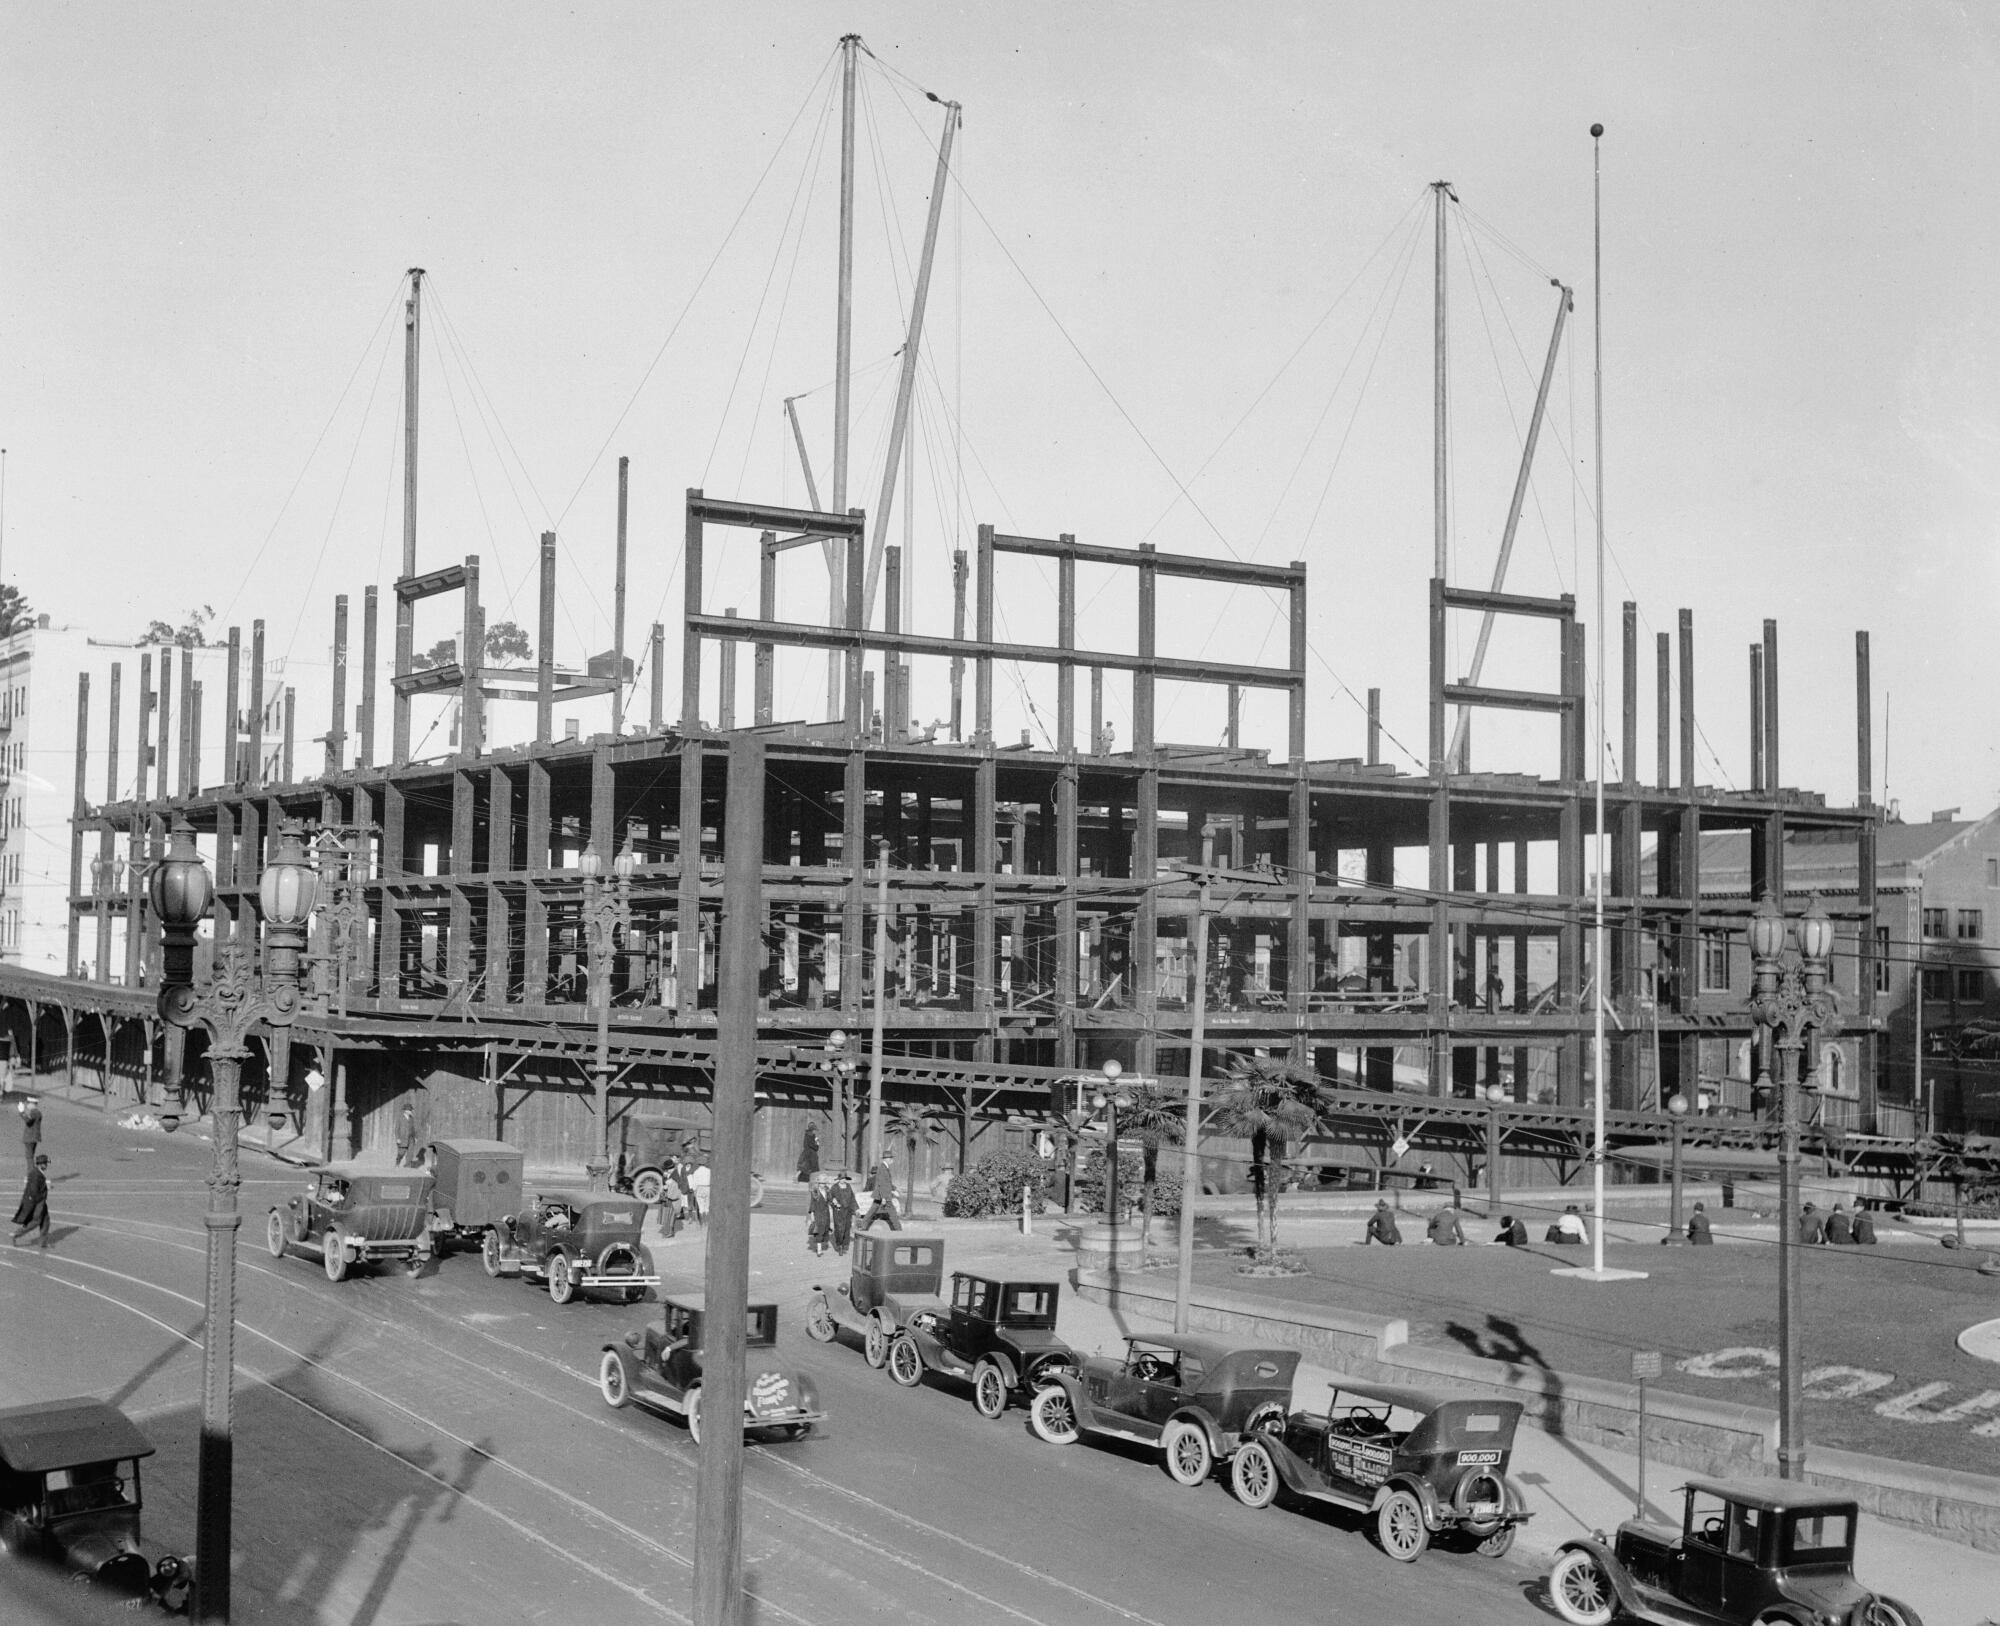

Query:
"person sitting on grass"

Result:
[[1547, 1203, 1587, 1244], [1850, 1206, 1878, 1245], [1493, 1213, 1529, 1247], [1425, 1205, 1466, 1245], [1799, 1202, 1826, 1245], [1686, 1201, 1713, 1245], [1363, 1199, 1402, 1245], [1824, 1202, 1854, 1245]]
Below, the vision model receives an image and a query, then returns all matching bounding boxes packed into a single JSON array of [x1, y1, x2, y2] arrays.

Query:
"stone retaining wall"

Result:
[[1073, 1266, 2000, 1554]]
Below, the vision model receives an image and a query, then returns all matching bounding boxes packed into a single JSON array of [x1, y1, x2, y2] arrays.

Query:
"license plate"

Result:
[[1457, 1450, 1502, 1466]]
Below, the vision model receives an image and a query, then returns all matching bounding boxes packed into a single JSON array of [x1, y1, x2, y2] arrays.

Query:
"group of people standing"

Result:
[[798, 1124, 903, 1256]]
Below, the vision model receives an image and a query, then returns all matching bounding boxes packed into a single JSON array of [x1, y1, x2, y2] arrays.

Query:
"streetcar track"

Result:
[[8, 1227, 1173, 1626]]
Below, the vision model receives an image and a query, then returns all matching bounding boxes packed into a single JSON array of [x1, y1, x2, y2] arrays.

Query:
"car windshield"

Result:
[[1785, 1510, 1852, 1563]]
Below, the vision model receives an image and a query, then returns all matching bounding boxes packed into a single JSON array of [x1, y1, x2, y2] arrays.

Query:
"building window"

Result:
[[1959, 909, 1985, 941], [1923, 907, 1950, 938], [1958, 967, 1989, 1002], [1700, 931, 1730, 992], [1922, 967, 1952, 1001], [1874, 927, 1891, 993], [1989, 856, 1999, 889]]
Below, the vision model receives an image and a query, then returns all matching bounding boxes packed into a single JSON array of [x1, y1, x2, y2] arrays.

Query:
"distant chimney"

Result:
[[35, 613, 49, 629], [1931, 807, 1960, 824]]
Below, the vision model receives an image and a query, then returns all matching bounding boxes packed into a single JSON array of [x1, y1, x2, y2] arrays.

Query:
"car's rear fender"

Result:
[[1372, 1473, 1445, 1530]]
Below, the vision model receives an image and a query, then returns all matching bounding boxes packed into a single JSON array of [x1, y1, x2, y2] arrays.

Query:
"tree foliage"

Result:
[[1206, 1055, 1332, 1261], [0, 583, 35, 638], [485, 620, 532, 664]]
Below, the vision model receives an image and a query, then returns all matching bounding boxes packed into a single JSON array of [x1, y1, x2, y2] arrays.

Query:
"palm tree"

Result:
[[1206, 1055, 1329, 1262], [885, 1104, 947, 1217], [1118, 1081, 1186, 1252]]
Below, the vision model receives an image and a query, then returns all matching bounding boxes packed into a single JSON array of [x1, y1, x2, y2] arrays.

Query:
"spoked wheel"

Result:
[[863, 1317, 890, 1370], [886, 1334, 925, 1388], [1230, 1439, 1279, 1508], [632, 1170, 666, 1204], [481, 1230, 504, 1277], [1547, 1548, 1616, 1625], [1471, 1523, 1516, 1559], [1162, 1419, 1213, 1487], [548, 1253, 576, 1305], [599, 1349, 632, 1409], [1850, 1606, 1924, 1626], [1029, 1386, 1080, 1445], [322, 1227, 349, 1283], [1376, 1488, 1430, 1562], [804, 1296, 837, 1343], [684, 1386, 702, 1445], [971, 1359, 1009, 1420], [265, 1211, 287, 1259]]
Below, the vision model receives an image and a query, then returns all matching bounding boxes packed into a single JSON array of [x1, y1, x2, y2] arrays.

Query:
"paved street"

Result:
[[2, 1095, 1556, 1626]]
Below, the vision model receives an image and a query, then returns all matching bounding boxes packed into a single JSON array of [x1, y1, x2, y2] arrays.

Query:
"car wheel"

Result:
[[322, 1227, 349, 1283], [632, 1169, 666, 1204], [685, 1386, 702, 1445], [1547, 1549, 1616, 1625], [1376, 1488, 1429, 1562], [265, 1210, 287, 1260], [804, 1296, 837, 1343], [548, 1253, 576, 1305], [863, 1317, 890, 1369], [1231, 1439, 1279, 1509], [887, 1334, 924, 1388], [1854, 1601, 1923, 1626], [481, 1230, 504, 1277], [1472, 1523, 1516, 1560], [600, 1349, 632, 1409], [971, 1359, 1009, 1420], [1162, 1419, 1213, 1487], [1029, 1385, 1080, 1445]]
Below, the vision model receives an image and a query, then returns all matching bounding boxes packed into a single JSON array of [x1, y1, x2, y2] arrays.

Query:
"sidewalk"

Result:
[[736, 1198, 2000, 1626]]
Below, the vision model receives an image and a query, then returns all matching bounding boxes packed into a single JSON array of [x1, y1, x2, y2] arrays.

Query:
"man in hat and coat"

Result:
[[11, 1152, 50, 1248], [806, 1175, 833, 1256], [1686, 1201, 1714, 1244], [797, 1124, 822, 1185], [829, 1172, 859, 1254], [1363, 1199, 1401, 1245]]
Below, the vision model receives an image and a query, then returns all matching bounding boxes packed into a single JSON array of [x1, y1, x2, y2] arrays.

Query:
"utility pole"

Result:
[[864, 843, 891, 1173], [392, 268, 423, 766], [828, 34, 859, 721]]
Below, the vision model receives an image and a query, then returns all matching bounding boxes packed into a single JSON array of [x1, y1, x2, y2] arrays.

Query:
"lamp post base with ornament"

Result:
[[153, 820, 318, 1624]]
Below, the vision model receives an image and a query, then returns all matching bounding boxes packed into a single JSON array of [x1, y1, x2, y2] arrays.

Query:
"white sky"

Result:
[[3, 2, 1995, 818]]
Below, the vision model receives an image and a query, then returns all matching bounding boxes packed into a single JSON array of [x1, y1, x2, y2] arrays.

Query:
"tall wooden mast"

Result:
[[392, 267, 424, 764], [828, 35, 859, 720]]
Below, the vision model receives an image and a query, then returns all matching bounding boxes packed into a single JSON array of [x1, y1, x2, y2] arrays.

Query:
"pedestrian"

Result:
[[672, 1149, 703, 1226], [1686, 1201, 1714, 1245], [1363, 1198, 1401, 1245], [394, 1103, 416, 1167], [806, 1175, 833, 1256], [861, 1149, 902, 1232], [18, 1095, 42, 1166], [1425, 1205, 1466, 1245], [1824, 1202, 1854, 1245], [10, 1152, 50, 1248], [1549, 1204, 1587, 1244], [1851, 1208, 1878, 1245], [829, 1171, 859, 1254], [1493, 1213, 1528, 1247], [797, 1123, 821, 1185], [1799, 1202, 1826, 1245]]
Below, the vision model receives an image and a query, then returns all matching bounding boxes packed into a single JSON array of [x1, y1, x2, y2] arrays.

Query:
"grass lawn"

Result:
[[1191, 1225, 2000, 1476]]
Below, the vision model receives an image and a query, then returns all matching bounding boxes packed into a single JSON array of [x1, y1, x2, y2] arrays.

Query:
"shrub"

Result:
[[946, 1148, 1055, 1217], [1073, 1146, 1183, 1223]]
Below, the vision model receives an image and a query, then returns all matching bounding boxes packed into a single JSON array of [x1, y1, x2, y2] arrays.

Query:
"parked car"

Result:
[[0, 1396, 191, 1610], [613, 1110, 763, 1209], [599, 1294, 824, 1442], [423, 1138, 524, 1254], [1547, 1477, 1922, 1626], [883, 1272, 1077, 1417], [803, 1231, 946, 1369], [482, 1189, 659, 1304], [266, 1164, 434, 1281], [1028, 1335, 1299, 1487], [1228, 1380, 1530, 1562]]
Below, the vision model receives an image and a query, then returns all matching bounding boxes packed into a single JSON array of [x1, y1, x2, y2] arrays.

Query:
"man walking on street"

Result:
[[19, 1095, 42, 1166], [829, 1171, 859, 1254], [11, 1153, 50, 1248], [394, 1103, 416, 1167], [861, 1148, 902, 1231]]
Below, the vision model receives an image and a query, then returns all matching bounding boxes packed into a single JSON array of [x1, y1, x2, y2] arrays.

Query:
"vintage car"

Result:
[[1547, 1478, 1922, 1626], [482, 1188, 659, 1304], [1229, 1380, 1531, 1562], [0, 1396, 191, 1609], [266, 1164, 434, 1281], [599, 1294, 823, 1442], [1028, 1335, 1300, 1486], [423, 1137, 524, 1254], [883, 1272, 1078, 1418], [613, 1109, 763, 1210], [804, 1231, 946, 1369]]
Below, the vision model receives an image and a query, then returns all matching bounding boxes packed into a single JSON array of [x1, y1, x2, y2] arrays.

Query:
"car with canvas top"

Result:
[[266, 1163, 434, 1281], [483, 1188, 659, 1303]]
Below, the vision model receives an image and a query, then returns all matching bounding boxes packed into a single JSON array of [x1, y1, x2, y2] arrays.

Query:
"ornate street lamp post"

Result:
[[152, 820, 317, 1623], [1092, 1058, 1134, 1228], [1665, 1092, 1690, 1244], [579, 840, 636, 1187], [1747, 891, 1839, 1480], [821, 1030, 858, 1169]]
